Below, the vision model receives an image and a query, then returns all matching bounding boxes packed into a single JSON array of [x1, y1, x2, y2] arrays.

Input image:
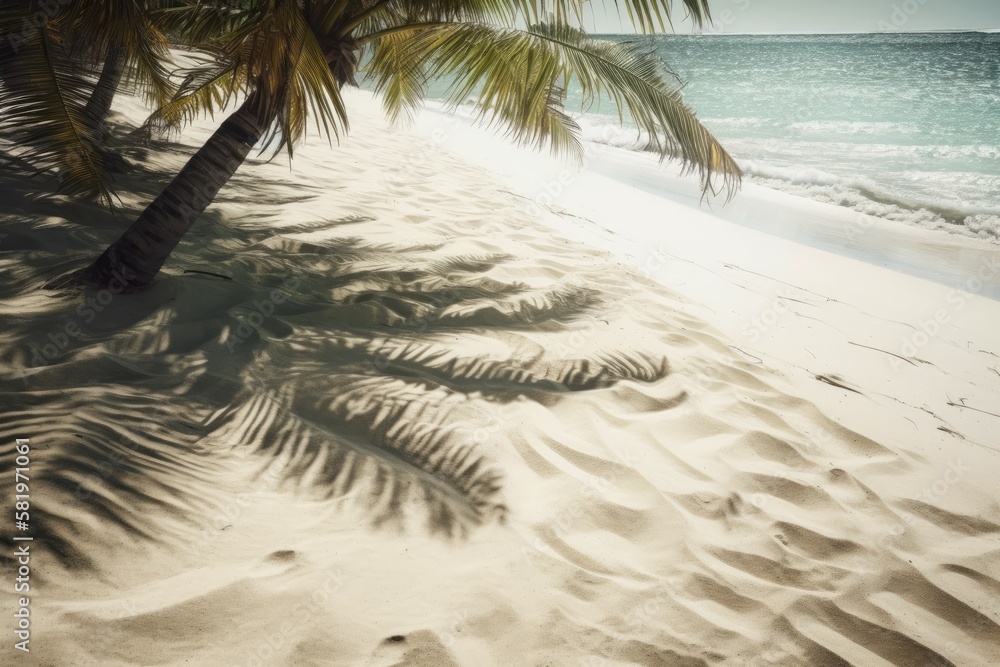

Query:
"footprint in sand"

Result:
[[365, 630, 460, 667]]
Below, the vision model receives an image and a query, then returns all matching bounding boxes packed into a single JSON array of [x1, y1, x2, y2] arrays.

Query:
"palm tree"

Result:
[[80, 0, 741, 288], [0, 0, 174, 205]]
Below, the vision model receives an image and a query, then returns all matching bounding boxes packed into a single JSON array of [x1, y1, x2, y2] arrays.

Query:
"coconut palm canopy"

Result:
[[155, 0, 739, 171], [0, 0, 175, 206], [2, 0, 742, 287]]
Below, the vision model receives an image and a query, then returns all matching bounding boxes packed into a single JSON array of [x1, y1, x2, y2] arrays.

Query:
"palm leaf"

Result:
[[145, 0, 348, 154], [0, 20, 116, 206], [364, 20, 740, 196], [339, 0, 713, 36], [141, 1, 731, 194], [62, 0, 176, 109], [152, 0, 261, 46], [366, 26, 428, 126], [144, 57, 244, 132]]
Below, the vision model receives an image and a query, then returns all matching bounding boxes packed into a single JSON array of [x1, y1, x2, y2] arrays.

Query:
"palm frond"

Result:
[[144, 57, 244, 132], [605, 0, 713, 32], [0, 21, 116, 206], [142, 1, 727, 189], [62, 0, 176, 109], [145, 0, 348, 154], [341, 0, 713, 36], [366, 26, 428, 126], [274, 0, 349, 153], [364, 20, 740, 197], [365, 21, 582, 158], [151, 0, 259, 46]]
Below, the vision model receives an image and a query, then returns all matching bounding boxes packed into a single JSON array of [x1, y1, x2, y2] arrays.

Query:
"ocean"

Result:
[[402, 31, 1000, 243], [577, 32, 1000, 241]]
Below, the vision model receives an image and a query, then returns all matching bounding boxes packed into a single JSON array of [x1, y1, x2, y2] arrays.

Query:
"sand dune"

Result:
[[1, 89, 998, 666]]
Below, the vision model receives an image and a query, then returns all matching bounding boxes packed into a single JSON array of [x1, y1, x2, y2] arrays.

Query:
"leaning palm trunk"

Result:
[[76, 1, 739, 290], [84, 45, 124, 127], [86, 91, 272, 287]]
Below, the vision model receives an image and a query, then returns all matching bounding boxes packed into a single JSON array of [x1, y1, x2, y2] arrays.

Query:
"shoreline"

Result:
[[2, 87, 998, 666], [410, 93, 1000, 449], [413, 101, 1000, 299]]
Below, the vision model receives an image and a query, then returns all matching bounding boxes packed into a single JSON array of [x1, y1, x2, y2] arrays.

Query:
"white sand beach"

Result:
[[2, 87, 999, 667]]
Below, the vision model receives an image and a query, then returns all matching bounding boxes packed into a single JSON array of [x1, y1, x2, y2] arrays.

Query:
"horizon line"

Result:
[[593, 28, 999, 36]]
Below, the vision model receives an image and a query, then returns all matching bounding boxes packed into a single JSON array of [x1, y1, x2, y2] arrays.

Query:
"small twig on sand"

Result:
[[723, 263, 838, 304], [183, 269, 232, 281], [815, 375, 863, 395], [848, 342, 917, 367], [947, 398, 1000, 420], [938, 426, 967, 440], [728, 346, 762, 363]]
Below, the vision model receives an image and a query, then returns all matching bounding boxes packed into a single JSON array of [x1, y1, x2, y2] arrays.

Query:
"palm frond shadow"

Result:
[[358, 337, 669, 396], [1, 140, 672, 569], [0, 383, 226, 574], [205, 379, 506, 538], [175, 231, 672, 545]]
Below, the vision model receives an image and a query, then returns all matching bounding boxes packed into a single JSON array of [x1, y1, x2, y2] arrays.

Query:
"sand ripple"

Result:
[[0, 90, 997, 665]]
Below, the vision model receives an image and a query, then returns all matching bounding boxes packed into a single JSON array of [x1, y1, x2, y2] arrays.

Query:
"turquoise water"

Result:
[[580, 32, 1000, 240], [397, 32, 1000, 241]]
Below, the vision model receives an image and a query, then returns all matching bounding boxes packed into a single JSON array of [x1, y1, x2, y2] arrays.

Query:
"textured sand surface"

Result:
[[1, 89, 998, 666]]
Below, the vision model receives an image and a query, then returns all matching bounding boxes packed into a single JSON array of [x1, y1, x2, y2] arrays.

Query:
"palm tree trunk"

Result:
[[84, 45, 124, 127], [86, 91, 272, 288]]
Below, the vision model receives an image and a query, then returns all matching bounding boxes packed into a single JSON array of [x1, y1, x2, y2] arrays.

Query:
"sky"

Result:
[[585, 0, 1000, 34]]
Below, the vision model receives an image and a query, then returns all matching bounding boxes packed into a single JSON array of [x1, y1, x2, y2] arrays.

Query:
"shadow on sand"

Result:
[[0, 128, 669, 575]]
